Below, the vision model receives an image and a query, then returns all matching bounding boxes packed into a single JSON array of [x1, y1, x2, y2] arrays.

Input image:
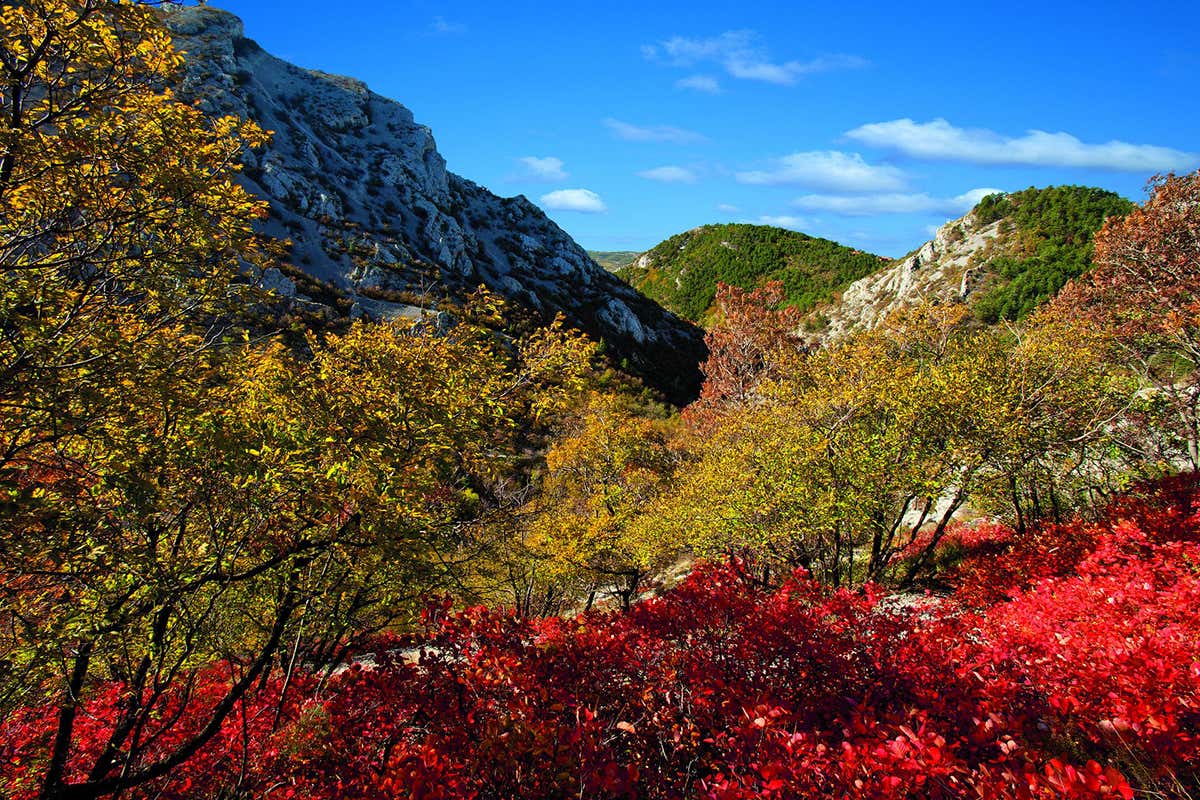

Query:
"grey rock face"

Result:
[[163, 7, 704, 403], [810, 210, 1002, 342]]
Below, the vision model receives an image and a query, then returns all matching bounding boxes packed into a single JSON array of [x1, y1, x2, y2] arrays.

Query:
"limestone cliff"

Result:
[[807, 185, 1132, 341], [811, 210, 1003, 339], [163, 7, 705, 402]]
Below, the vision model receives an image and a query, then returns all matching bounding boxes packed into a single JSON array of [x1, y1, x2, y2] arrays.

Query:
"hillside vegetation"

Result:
[[970, 186, 1134, 322], [588, 250, 641, 272], [4, 4, 1200, 800], [807, 185, 1135, 341], [617, 223, 888, 322]]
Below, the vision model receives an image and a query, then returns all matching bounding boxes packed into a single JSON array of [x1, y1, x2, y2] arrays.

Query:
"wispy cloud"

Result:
[[644, 30, 867, 87], [717, 203, 740, 213], [757, 215, 813, 231], [540, 188, 608, 214], [429, 16, 466, 35], [510, 156, 568, 183], [725, 53, 868, 86], [736, 151, 907, 192], [604, 118, 707, 144], [676, 74, 721, 94], [846, 118, 1199, 172], [791, 187, 1003, 216], [637, 165, 699, 183]]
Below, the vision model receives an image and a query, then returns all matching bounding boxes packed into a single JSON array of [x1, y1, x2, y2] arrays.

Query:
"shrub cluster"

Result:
[[5, 476, 1196, 798]]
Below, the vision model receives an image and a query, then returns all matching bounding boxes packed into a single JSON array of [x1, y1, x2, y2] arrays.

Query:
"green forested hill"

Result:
[[969, 186, 1134, 322], [615, 224, 889, 323], [588, 250, 641, 272]]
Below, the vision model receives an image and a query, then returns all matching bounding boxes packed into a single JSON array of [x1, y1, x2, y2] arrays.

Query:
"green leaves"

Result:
[[618, 223, 886, 323]]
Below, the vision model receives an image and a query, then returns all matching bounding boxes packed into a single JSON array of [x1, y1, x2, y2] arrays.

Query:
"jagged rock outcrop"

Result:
[[163, 7, 705, 403], [811, 210, 1002, 340], [807, 185, 1132, 342]]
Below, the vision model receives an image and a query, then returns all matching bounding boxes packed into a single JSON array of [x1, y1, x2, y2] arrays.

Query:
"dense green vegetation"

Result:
[[971, 186, 1133, 323], [587, 250, 641, 272], [616, 223, 887, 322]]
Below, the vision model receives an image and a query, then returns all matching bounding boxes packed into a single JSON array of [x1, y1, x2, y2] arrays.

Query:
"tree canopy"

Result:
[[617, 223, 888, 323]]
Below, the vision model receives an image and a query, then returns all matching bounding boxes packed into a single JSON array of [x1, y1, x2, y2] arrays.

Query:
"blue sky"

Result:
[[212, 0, 1200, 257]]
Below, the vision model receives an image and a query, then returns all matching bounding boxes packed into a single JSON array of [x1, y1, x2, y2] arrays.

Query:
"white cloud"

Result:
[[717, 203, 740, 213], [846, 118, 1199, 172], [791, 187, 1003, 216], [758, 215, 813, 231], [645, 30, 867, 87], [429, 16, 466, 35], [637, 165, 699, 183], [954, 186, 1007, 208], [725, 53, 868, 86], [676, 74, 721, 94], [604, 118, 706, 144], [512, 156, 568, 182], [654, 30, 754, 64], [736, 151, 907, 192], [540, 188, 608, 214]]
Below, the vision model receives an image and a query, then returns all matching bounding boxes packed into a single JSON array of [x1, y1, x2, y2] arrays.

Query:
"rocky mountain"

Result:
[[162, 7, 705, 403], [805, 186, 1133, 341], [807, 211, 1002, 341], [616, 223, 889, 323]]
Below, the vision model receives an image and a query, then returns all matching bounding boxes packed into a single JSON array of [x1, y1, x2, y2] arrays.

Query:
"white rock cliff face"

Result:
[[812, 210, 1002, 341], [163, 7, 704, 402]]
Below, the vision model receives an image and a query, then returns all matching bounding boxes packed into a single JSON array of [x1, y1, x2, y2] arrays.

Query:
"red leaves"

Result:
[[686, 281, 804, 427], [4, 476, 1200, 798], [946, 473, 1200, 607]]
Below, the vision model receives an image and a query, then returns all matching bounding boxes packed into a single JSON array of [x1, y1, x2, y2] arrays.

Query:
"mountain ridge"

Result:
[[806, 185, 1133, 341], [588, 251, 641, 273], [163, 6, 705, 403], [615, 223, 889, 323]]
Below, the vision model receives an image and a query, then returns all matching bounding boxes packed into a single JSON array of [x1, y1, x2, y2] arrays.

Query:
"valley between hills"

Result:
[[2, 4, 1198, 799]]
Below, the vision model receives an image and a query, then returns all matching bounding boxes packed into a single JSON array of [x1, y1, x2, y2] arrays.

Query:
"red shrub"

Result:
[[247, 564, 1151, 799], [949, 473, 1200, 606], [969, 534, 1200, 786], [0, 668, 312, 800], [5, 476, 1199, 799]]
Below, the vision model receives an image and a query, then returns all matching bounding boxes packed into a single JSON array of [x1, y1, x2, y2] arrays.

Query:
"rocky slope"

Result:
[[806, 186, 1132, 341], [809, 210, 1004, 340], [617, 224, 889, 323], [163, 7, 705, 403]]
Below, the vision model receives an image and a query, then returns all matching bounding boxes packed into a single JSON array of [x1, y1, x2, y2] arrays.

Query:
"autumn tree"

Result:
[[1, 309, 593, 800], [0, 0, 272, 473], [500, 391, 682, 614], [654, 301, 1124, 587], [662, 305, 979, 585], [1057, 170, 1200, 468], [964, 309, 1131, 536], [685, 281, 803, 428], [0, 5, 599, 799], [0, 5, 276, 796]]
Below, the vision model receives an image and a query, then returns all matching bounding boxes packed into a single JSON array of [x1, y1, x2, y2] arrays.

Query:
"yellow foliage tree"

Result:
[[509, 391, 684, 613], [2, 306, 594, 800], [0, 0, 271, 471], [654, 303, 1124, 587], [0, 5, 598, 798]]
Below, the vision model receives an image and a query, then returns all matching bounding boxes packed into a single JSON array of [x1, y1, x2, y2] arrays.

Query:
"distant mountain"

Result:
[[588, 251, 642, 272], [163, 7, 705, 403], [809, 186, 1133, 341], [616, 224, 889, 323]]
